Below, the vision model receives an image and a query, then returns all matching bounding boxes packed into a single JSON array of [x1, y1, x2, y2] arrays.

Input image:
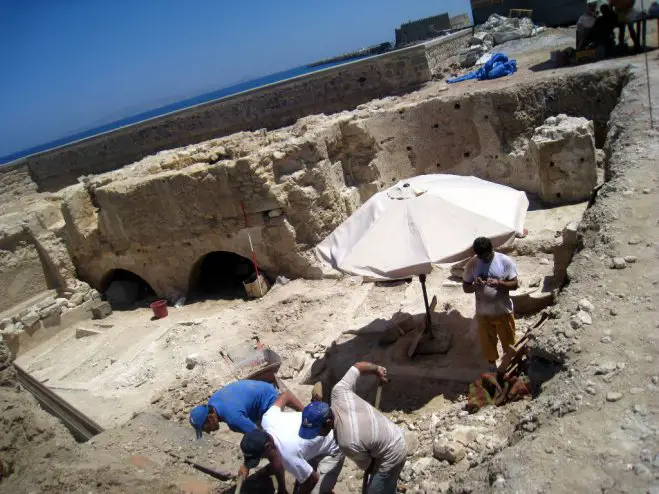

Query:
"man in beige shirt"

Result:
[[299, 362, 406, 494]]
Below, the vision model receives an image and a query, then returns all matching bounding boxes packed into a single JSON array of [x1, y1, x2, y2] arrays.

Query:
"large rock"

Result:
[[529, 115, 597, 204], [433, 439, 466, 464]]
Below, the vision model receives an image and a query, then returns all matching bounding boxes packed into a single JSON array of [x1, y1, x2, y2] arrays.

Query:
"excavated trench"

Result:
[[294, 68, 629, 414], [4, 66, 635, 494]]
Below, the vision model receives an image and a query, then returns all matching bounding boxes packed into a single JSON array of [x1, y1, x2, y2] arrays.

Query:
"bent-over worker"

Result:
[[240, 395, 344, 494], [189, 379, 304, 438], [299, 362, 406, 494], [463, 237, 519, 372]]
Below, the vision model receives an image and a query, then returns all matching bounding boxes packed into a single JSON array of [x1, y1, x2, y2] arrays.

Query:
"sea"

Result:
[[0, 57, 369, 165]]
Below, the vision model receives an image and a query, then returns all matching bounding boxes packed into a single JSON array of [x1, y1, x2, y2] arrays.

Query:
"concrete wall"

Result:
[[7, 44, 442, 195], [395, 13, 453, 46]]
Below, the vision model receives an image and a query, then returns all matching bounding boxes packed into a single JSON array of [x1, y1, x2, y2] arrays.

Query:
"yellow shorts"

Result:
[[476, 313, 516, 363]]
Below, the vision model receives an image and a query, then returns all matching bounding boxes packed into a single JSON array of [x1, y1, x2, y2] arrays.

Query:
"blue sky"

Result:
[[0, 1, 470, 158]]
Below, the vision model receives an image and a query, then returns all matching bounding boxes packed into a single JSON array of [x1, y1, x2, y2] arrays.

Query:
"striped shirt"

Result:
[[330, 367, 406, 472]]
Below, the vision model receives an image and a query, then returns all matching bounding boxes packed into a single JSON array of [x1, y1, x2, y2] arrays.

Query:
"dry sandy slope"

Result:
[[448, 55, 659, 494]]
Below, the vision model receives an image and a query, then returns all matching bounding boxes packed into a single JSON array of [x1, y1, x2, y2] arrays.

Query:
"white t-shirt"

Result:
[[463, 252, 518, 315], [261, 406, 340, 483]]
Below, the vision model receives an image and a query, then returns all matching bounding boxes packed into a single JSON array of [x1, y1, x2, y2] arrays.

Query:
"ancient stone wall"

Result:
[[0, 34, 476, 198], [0, 68, 626, 315], [424, 30, 473, 77], [10, 46, 434, 194], [0, 163, 38, 205]]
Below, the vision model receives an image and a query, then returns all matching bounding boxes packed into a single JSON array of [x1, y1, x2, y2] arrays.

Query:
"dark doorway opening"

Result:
[[188, 251, 256, 301], [100, 269, 156, 310]]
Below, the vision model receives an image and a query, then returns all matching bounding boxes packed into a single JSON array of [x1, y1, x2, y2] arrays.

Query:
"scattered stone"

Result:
[[491, 474, 506, 489], [185, 355, 199, 370], [609, 308, 618, 316], [653, 453, 659, 468], [651, 375, 658, 385], [35, 296, 57, 311], [633, 463, 650, 477], [600, 336, 612, 344], [578, 299, 595, 313], [20, 311, 40, 328], [433, 439, 465, 464], [411, 457, 434, 476], [562, 327, 575, 339], [577, 310, 592, 325], [611, 257, 627, 269], [91, 301, 112, 319], [522, 422, 537, 432], [528, 276, 542, 288], [642, 188, 651, 194], [75, 327, 103, 339], [624, 255, 638, 264], [539, 258, 550, 265], [606, 392, 623, 402], [39, 303, 61, 319], [622, 190, 634, 197], [451, 425, 477, 446], [628, 235, 642, 245], [585, 386, 597, 395], [570, 317, 583, 330], [457, 410, 469, 418], [595, 362, 617, 375], [69, 293, 85, 306], [56, 297, 69, 308], [405, 432, 420, 456]]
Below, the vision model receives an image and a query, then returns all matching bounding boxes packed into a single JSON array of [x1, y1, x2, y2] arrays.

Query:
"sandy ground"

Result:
[[3, 25, 659, 494]]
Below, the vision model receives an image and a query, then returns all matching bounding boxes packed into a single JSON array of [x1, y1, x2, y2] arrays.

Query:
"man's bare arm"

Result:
[[273, 390, 304, 412], [353, 362, 387, 382], [297, 471, 320, 494]]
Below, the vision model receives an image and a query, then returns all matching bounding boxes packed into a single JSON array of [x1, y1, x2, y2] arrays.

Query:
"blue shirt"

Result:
[[208, 380, 279, 434]]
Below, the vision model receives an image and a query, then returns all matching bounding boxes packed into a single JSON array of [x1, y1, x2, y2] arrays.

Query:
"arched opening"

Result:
[[100, 269, 156, 309], [188, 251, 256, 301]]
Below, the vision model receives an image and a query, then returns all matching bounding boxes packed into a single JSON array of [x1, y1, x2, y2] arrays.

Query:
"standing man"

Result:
[[298, 362, 406, 494], [239, 394, 344, 494], [462, 237, 519, 372], [189, 380, 304, 438]]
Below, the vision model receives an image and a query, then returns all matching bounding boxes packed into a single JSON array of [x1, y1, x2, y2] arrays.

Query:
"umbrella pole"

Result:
[[419, 274, 433, 337]]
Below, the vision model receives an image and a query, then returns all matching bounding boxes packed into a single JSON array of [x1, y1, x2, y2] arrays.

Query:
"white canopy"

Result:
[[315, 174, 528, 280]]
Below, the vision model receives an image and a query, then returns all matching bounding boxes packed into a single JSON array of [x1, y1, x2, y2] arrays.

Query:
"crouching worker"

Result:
[[239, 394, 344, 494], [299, 362, 406, 494], [189, 380, 304, 438]]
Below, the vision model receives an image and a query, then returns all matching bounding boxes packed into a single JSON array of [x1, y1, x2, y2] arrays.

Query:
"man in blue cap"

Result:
[[299, 362, 406, 494], [239, 396, 344, 494], [189, 379, 304, 439]]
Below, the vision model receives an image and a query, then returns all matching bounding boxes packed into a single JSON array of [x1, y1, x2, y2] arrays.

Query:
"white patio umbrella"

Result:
[[315, 174, 528, 332]]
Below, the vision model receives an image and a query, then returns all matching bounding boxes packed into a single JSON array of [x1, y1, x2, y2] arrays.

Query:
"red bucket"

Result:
[[150, 299, 168, 319]]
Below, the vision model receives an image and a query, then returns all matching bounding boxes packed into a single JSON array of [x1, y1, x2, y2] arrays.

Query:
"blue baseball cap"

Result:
[[189, 404, 210, 439], [299, 401, 331, 440]]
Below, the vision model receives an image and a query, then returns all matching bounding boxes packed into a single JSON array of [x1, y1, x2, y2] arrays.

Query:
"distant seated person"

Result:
[[189, 380, 304, 438], [577, 1, 599, 50], [584, 4, 618, 56]]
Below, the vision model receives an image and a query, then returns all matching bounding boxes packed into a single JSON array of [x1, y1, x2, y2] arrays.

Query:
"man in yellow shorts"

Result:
[[463, 237, 519, 372]]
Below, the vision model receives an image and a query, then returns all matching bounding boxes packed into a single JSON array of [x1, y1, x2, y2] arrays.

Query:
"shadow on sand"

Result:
[[303, 309, 490, 413]]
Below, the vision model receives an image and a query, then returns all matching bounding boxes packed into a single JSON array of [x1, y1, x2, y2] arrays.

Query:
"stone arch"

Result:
[[187, 251, 257, 301], [100, 268, 156, 309]]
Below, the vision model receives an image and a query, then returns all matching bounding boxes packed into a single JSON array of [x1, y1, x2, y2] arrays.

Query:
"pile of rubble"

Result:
[[0, 281, 101, 338], [458, 14, 541, 68]]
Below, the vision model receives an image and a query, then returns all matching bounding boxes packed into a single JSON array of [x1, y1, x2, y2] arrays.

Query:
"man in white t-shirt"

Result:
[[239, 393, 344, 494], [463, 237, 519, 372]]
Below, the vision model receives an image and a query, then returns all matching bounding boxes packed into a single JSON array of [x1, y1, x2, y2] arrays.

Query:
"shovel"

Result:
[[361, 382, 384, 493]]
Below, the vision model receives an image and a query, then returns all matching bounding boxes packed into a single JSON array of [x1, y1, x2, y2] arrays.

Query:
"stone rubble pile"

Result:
[[0, 280, 101, 338], [458, 14, 541, 68]]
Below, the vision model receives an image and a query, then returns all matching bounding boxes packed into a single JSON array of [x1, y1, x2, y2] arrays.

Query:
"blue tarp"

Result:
[[446, 53, 517, 84]]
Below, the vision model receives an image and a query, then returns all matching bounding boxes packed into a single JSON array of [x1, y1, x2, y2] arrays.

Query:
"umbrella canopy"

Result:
[[315, 174, 529, 280]]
